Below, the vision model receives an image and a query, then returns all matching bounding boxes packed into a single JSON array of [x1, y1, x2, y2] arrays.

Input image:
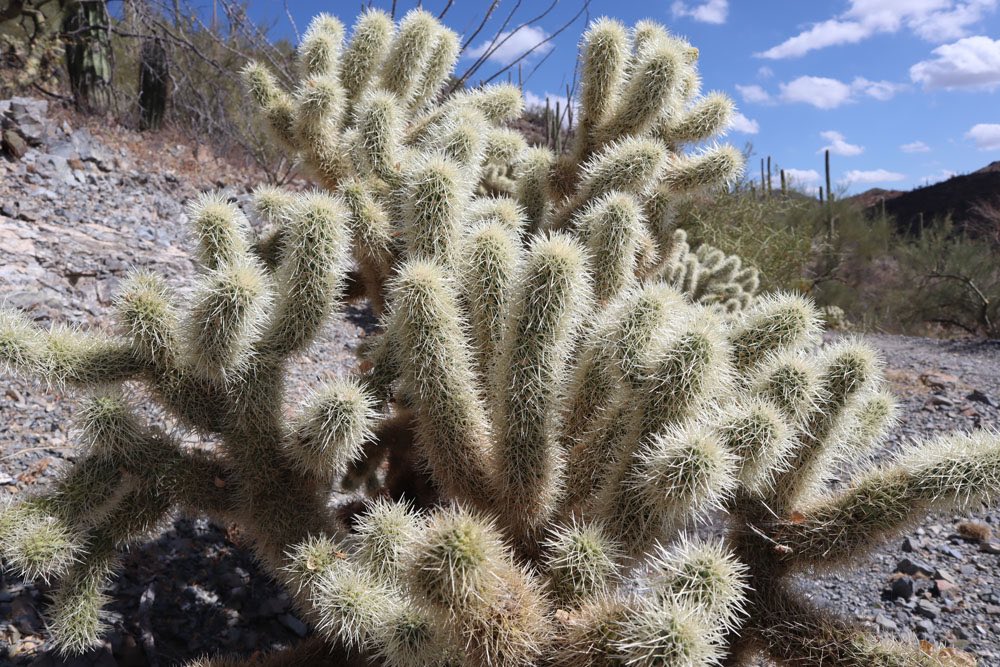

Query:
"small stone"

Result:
[[980, 541, 1000, 554], [966, 389, 997, 407], [934, 579, 958, 596], [896, 557, 935, 577], [937, 544, 962, 559], [2, 129, 27, 159], [278, 613, 308, 637], [920, 371, 960, 390], [933, 567, 956, 583], [916, 599, 940, 620], [890, 576, 915, 600], [875, 613, 898, 631], [929, 395, 954, 407], [901, 536, 923, 552], [914, 618, 935, 635]]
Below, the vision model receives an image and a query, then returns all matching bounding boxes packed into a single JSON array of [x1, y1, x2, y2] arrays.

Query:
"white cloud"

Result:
[[757, 0, 998, 59], [841, 168, 907, 184], [729, 112, 759, 134], [921, 168, 958, 183], [820, 130, 865, 156], [757, 66, 775, 79], [783, 168, 821, 184], [852, 76, 908, 100], [772, 75, 904, 108], [966, 123, 1000, 149], [779, 76, 854, 109], [735, 84, 772, 104], [910, 36, 1000, 89], [671, 0, 729, 24], [465, 25, 553, 65], [901, 140, 932, 152]]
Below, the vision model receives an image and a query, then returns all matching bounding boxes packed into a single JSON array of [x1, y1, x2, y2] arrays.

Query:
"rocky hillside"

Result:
[[857, 162, 1000, 236]]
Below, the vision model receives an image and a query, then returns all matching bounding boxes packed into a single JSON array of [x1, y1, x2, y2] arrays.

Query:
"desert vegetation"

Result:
[[1, 6, 999, 667]]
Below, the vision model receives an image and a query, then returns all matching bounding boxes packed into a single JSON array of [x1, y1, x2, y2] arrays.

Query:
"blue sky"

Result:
[[248, 1, 1000, 194]]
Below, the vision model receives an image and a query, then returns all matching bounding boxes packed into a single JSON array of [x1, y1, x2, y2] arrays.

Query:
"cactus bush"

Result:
[[0, 8, 998, 667]]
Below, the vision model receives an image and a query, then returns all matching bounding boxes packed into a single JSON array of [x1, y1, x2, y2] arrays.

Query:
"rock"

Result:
[[1, 201, 15, 217], [920, 371, 960, 391], [980, 541, 1000, 555], [278, 613, 308, 638], [2, 129, 27, 159], [896, 557, 935, 577], [901, 536, 925, 552], [890, 576, 915, 600], [937, 544, 963, 559], [914, 618, 935, 635], [929, 395, 954, 407], [934, 579, 959, 596], [966, 389, 997, 407], [875, 612, 898, 631], [916, 599, 940, 620]]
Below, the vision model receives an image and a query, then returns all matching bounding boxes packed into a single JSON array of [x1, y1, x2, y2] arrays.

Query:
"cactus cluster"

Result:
[[1, 8, 998, 667]]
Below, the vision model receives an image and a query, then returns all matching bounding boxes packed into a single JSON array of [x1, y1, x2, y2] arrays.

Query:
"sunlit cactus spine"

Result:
[[0, 9, 998, 667]]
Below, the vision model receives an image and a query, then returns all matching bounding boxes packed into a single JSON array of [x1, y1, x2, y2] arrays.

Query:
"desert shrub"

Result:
[[890, 219, 1000, 338]]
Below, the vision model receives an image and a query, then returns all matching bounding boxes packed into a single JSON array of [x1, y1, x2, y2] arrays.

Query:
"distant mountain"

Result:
[[855, 161, 1000, 236]]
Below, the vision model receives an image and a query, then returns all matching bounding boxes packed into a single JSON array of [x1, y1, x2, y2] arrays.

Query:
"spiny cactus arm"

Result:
[[646, 538, 748, 633], [542, 519, 621, 605], [492, 233, 591, 535], [572, 17, 629, 160], [515, 147, 554, 234], [341, 9, 395, 104], [0, 308, 145, 388], [749, 351, 822, 424], [843, 387, 899, 457], [258, 192, 352, 356], [458, 222, 521, 379], [402, 156, 470, 265], [747, 584, 944, 667], [482, 128, 528, 167], [575, 192, 645, 305], [46, 483, 172, 654], [351, 498, 422, 582], [404, 506, 550, 666], [776, 430, 1000, 567], [388, 261, 494, 508], [659, 144, 745, 195], [560, 285, 683, 511], [189, 192, 253, 271], [312, 559, 401, 653], [603, 422, 737, 556], [353, 90, 405, 183], [0, 497, 83, 584], [282, 377, 377, 479], [654, 91, 734, 146], [379, 9, 440, 104], [770, 341, 880, 511], [595, 40, 681, 146], [716, 398, 793, 492], [184, 255, 273, 382], [728, 293, 822, 372], [113, 270, 179, 367], [613, 597, 725, 667], [410, 26, 459, 111], [241, 62, 298, 151], [553, 138, 668, 230], [427, 107, 487, 169], [297, 14, 345, 79]]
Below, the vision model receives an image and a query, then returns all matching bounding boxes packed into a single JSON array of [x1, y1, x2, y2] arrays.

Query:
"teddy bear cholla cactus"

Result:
[[0, 9, 996, 667]]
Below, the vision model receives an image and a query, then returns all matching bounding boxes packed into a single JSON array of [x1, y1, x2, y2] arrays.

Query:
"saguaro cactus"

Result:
[[0, 9, 997, 667]]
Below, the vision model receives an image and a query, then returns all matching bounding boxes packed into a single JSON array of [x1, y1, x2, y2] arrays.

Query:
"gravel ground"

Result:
[[2, 99, 1000, 665]]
